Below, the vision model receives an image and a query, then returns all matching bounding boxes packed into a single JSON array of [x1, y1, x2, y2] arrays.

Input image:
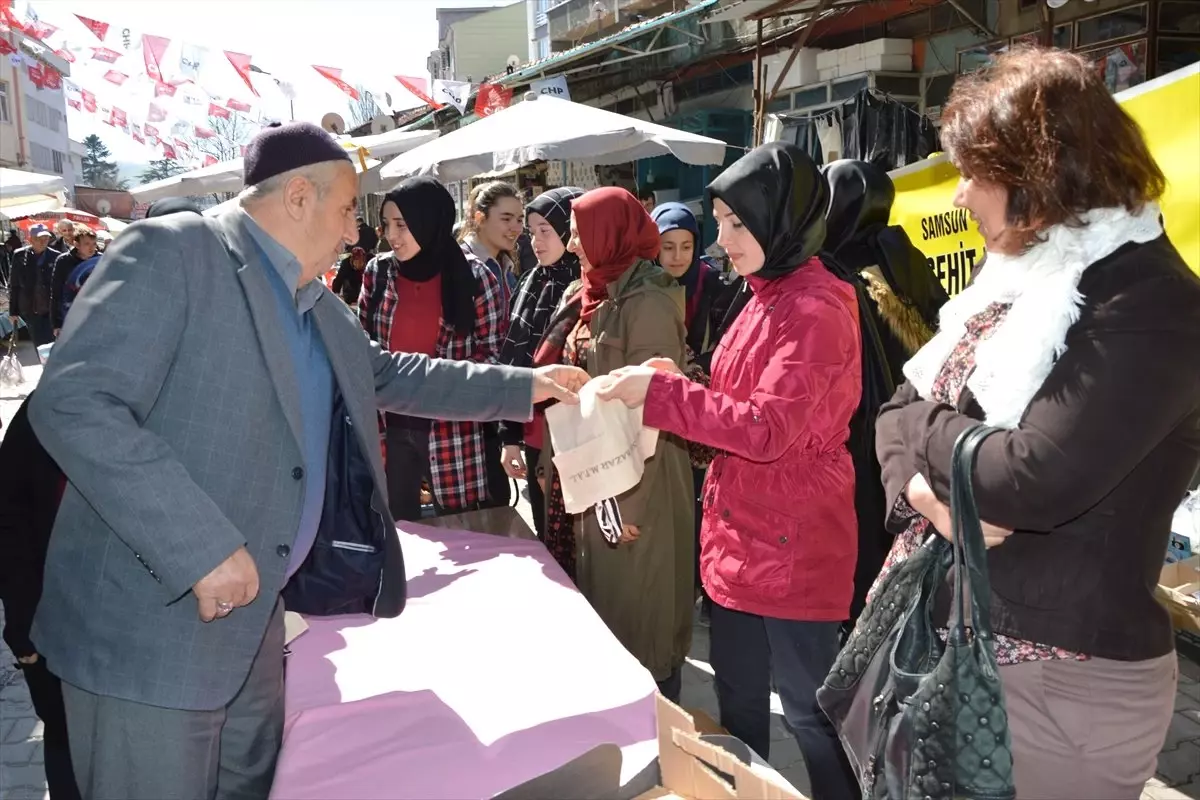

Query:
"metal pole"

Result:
[[754, 18, 764, 147]]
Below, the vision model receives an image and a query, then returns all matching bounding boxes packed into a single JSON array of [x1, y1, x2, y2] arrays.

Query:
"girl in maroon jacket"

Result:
[[597, 142, 862, 800]]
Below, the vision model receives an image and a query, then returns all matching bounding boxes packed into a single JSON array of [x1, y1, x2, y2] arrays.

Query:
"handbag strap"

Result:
[[948, 425, 1001, 643]]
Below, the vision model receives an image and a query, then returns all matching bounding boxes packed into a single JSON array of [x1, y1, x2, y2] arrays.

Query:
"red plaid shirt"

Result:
[[358, 249, 507, 511]]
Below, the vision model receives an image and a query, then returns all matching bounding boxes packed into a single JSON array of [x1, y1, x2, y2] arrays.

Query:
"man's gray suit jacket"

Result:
[[28, 209, 533, 712]]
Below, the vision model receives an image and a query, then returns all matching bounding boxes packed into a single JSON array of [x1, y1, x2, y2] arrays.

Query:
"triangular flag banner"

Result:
[[81, 90, 96, 112], [194, 125, 216, 139], [208, 102, 231, 120], [67, 97, 81, 110], [396, 75, 443, 109], [54, 48, 74, 63], [174, 139, 191, 153], [179, 43, 206, 83], [162, 142, 177, 159], [475, 83, 513, 117], [202, 154, 218, 167], [227, 98, 252, 113], [75, 14, 109, 42], [132, 130, 145, 144], [313, 65, 359, 100], [224, 51, 259, 97], [144, 123, 159, 138], [27, 21, 55, 41], [104, 70, 128, 86], [432, 79, 471, 114], [142, 34, 170, 82], [91, 47, 121, 63]]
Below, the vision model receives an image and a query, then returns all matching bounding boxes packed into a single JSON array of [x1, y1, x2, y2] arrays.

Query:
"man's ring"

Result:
[[216, 601, 234, 615]]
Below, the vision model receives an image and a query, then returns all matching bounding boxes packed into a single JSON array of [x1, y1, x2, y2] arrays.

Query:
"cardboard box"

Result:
[[1158, 555, 1200, 637], [496, 695, 808, 800]]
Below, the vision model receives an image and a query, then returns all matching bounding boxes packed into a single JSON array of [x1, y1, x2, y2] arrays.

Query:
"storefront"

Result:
[[956, 1, 1200, 92]]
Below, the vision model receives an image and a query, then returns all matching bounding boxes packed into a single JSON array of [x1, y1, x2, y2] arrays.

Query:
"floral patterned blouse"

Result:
[[873, 301, 1090, 665]]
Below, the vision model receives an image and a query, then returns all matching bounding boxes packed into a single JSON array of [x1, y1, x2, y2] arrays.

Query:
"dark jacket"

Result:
[[0, 394, 64, 658], [331, 260, 365, 306], [9, 244, 61, 318], [50, 248, 89, 329], [876, 236, 1200, 661]]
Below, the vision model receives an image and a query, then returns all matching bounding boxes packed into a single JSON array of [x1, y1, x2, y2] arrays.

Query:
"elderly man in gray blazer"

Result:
[[28, 122, 587, 800]]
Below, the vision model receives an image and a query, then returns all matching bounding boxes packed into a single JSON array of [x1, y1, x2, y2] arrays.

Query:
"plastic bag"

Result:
[[0, 340, 24, 389]]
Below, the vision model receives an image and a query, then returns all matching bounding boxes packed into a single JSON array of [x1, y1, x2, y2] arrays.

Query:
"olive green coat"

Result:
[[543, 259, 695, 681]]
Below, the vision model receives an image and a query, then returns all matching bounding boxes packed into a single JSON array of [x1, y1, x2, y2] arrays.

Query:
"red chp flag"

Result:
[[194, 125, 216, 139], [144, 123, 160, 139], [313, 65, 359, 99], [42, 67, 61, 90], [27, 63, 44, 89], [146, 102, 167, 123], [154, 81, 177, 98], [202, 154, 218, 167], [208, 103, 231, 120], [54, 48, 75, 63], [24, 20, 55, 41], [81, 90, 97, 113], [162, 142, 177, 159], [224, 51, 260, 97], [142, 35, 171, 83], [132, 130, 145, 144], [227, 98, 252, 113], [395, 75, 443, 109], [104, 70, 128, 86], [67, 98, 81, 111], [109, 107, 127, 128], [475, 83, 513, 117], [91, 47, 121, 63], [75, 14, 109, 42]]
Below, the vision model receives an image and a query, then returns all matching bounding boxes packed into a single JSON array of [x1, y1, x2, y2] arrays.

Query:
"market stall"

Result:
[[271, 521, 660, 800], [379, 94, 731, 185], [11, 208, 106, 233]]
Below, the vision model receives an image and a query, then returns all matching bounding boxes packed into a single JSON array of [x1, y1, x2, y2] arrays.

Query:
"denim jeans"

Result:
[[709, 602, 858, 800]]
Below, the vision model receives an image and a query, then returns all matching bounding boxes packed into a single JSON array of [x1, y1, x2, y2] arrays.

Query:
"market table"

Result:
[[270, 522, 660, 799]]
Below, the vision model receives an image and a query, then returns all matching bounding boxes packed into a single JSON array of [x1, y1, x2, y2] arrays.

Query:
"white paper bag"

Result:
[[544, 382, 658, 515]]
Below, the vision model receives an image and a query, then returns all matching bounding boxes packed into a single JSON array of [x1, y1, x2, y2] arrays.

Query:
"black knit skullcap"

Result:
[[243, 121, 351, 187], [146, 198, 203, 218]]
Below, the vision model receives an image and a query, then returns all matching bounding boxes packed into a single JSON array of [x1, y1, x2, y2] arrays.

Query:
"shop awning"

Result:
[[0, 168, 65, 200]]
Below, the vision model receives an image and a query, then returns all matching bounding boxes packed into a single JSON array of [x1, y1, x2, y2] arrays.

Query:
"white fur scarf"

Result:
[[903, 203, 1164, 429]]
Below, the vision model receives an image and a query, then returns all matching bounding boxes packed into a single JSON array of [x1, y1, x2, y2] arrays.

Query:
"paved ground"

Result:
[[2, 339, 1199, 799]]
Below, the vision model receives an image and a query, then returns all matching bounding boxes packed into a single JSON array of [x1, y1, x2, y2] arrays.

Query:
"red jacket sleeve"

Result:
[[643, 291, 860, 464]]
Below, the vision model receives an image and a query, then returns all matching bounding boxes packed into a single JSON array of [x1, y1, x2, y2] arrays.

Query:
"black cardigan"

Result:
[[876, 236, 1200, 661]]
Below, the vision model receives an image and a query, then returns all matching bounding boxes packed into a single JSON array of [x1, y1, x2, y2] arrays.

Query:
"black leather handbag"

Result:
[[818, 425, 1016, 800]]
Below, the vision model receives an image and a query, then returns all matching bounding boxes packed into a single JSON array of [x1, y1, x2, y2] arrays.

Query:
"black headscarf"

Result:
[[707, 142, 829, 280], [525, 185, 583, 271], [382, 176, 476, 332]]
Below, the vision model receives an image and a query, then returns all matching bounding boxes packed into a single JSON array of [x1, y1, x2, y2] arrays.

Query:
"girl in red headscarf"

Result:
[[536, 187, 695, 701]]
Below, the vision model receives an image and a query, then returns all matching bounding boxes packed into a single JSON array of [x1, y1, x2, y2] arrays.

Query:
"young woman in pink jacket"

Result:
[[597, 142, 862, 800]]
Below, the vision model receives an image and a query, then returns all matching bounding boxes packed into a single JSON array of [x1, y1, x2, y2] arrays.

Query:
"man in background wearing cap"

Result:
[[8, 223, 62, 346], [28, 121, 589, 800]]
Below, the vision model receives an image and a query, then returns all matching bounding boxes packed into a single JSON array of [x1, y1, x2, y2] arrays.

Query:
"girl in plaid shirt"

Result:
[[358, 177, 507, 518]]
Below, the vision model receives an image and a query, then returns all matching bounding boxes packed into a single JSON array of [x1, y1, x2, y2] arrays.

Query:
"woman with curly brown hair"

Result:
[[871, 47, 1200, 798]]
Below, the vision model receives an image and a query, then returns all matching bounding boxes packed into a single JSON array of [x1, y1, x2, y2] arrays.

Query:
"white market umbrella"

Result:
[[379, 94, 730, 185], [0, 168, 65, 200]]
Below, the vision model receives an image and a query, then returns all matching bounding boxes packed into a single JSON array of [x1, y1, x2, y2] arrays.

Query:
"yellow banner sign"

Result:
[[889, 63, 1200, 295]]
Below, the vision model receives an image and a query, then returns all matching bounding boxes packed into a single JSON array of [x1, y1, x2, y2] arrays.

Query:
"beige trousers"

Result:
[[1001, 652, 1177, 800]]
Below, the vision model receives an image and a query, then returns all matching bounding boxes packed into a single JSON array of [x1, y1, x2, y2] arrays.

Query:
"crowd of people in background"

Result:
[[1, 46, 1198, 800]]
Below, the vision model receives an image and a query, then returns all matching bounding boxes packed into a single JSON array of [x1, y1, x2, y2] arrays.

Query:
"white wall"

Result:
[[22, 82, 74, 197]]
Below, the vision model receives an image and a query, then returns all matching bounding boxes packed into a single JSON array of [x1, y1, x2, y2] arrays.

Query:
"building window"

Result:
[[1161, 1, 1200, 34], [1076, 4, 1148, 48], [1158, 37, 1200, 74], [52, 149, 64, 174], [0, 80, 9, 123], [1080, 40, 1148, 93], [30, 142, 52, 172]]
